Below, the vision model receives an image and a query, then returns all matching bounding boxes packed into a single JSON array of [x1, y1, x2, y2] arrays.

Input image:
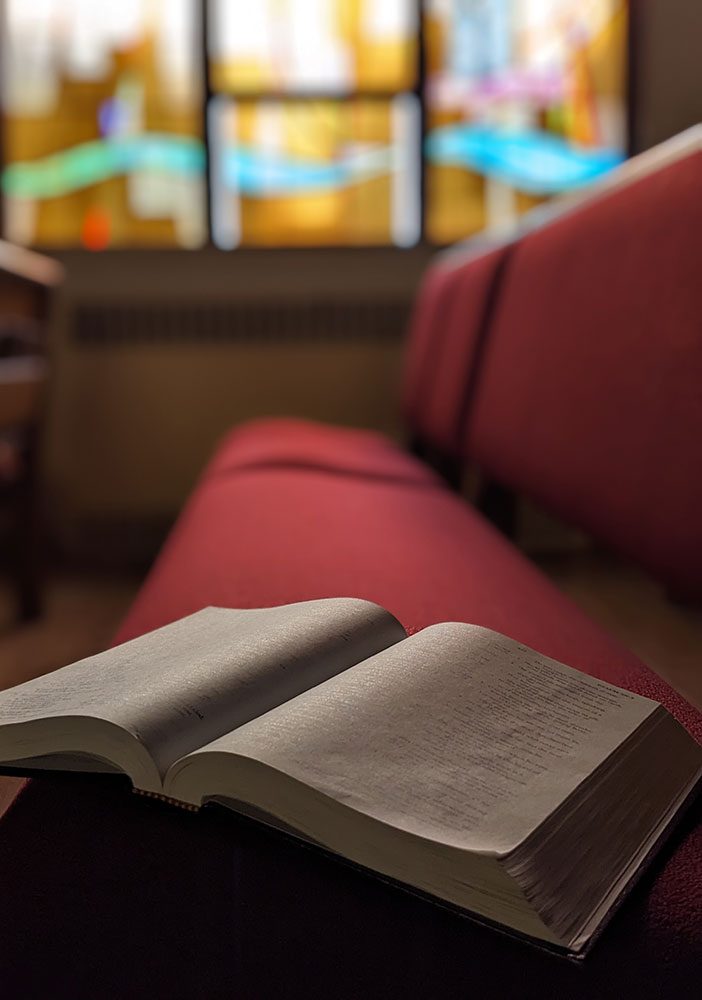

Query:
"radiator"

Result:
[[73, 300, 411, 346]]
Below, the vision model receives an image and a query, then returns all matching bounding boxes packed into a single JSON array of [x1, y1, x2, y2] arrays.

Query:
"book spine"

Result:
[[132, 788, 200, 812]]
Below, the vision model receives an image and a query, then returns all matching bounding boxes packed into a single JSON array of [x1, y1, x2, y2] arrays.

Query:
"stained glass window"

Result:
[[207, 0, 421, 248], [1, 0, 206, 248], [425, 0, 628, 243], [210, 97, 420, 247], [209, 0, 418, 93], [0, 1, 629, 250]]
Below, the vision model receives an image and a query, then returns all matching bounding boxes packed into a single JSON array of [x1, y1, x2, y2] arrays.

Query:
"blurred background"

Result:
[[0, 1, 700, 678]]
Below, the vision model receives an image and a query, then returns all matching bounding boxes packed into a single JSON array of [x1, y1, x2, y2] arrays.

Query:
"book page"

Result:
[[189, 623, 658, 853], [0, 600, 406, 778]]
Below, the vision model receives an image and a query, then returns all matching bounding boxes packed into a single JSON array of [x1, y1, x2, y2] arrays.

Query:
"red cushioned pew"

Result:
[[467, 143, 702, 599], [0, 133, 700, 998]]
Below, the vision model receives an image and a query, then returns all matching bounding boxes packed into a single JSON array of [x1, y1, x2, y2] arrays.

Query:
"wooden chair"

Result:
[[0, 241, 63, 622]]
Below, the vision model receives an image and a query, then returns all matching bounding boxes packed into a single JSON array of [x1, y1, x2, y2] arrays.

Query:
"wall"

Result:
[[45, 247, 433, 548], [631, 0, 702, 152]]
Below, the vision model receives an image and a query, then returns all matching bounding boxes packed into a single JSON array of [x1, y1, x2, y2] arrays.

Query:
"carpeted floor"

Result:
[[538, 551, 702, 710], [0, 572, 139, 691]]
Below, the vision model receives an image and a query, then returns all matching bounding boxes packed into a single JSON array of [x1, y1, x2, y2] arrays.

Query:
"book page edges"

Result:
[[567, 765, 702, 955]]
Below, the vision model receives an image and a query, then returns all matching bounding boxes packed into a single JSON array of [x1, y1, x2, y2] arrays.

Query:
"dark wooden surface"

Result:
[[0, 242, 63, 621]]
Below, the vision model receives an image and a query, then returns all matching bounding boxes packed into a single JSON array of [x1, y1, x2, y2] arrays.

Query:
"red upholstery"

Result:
[[467, 151, 702, 595], [401, 262, 457, 428], [2, 430, 700, 998], [0, 769, 700, 999], [116, 432, 699, 742], [116, 433, 642, 676], [402, 246, 508, 455], [204, 417, 440, 486]]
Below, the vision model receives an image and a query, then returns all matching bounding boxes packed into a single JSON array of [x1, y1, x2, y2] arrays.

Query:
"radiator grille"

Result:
[[74, 300, 411, 346]]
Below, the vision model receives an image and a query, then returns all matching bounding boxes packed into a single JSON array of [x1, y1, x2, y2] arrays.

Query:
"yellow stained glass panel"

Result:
[[425, 0, 628, 244], [210, 97, 420, 247], [1, 0, 206, 248], [209, 0, 417, 93]]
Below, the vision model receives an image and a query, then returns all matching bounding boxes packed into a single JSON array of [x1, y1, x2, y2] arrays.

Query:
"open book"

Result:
[[0, 599, 699, 956]]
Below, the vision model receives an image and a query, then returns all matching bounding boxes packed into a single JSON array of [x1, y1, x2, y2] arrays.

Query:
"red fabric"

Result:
[[413, 248, 508, 455], [205, 417, 439, 486], [2, 433, 700, 998], [401, 262, 458, 428], [0, 772, 700, 999], [468, 152, 702, 595], [114, 449, 700, 741], [401, 250, 507, 455]]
